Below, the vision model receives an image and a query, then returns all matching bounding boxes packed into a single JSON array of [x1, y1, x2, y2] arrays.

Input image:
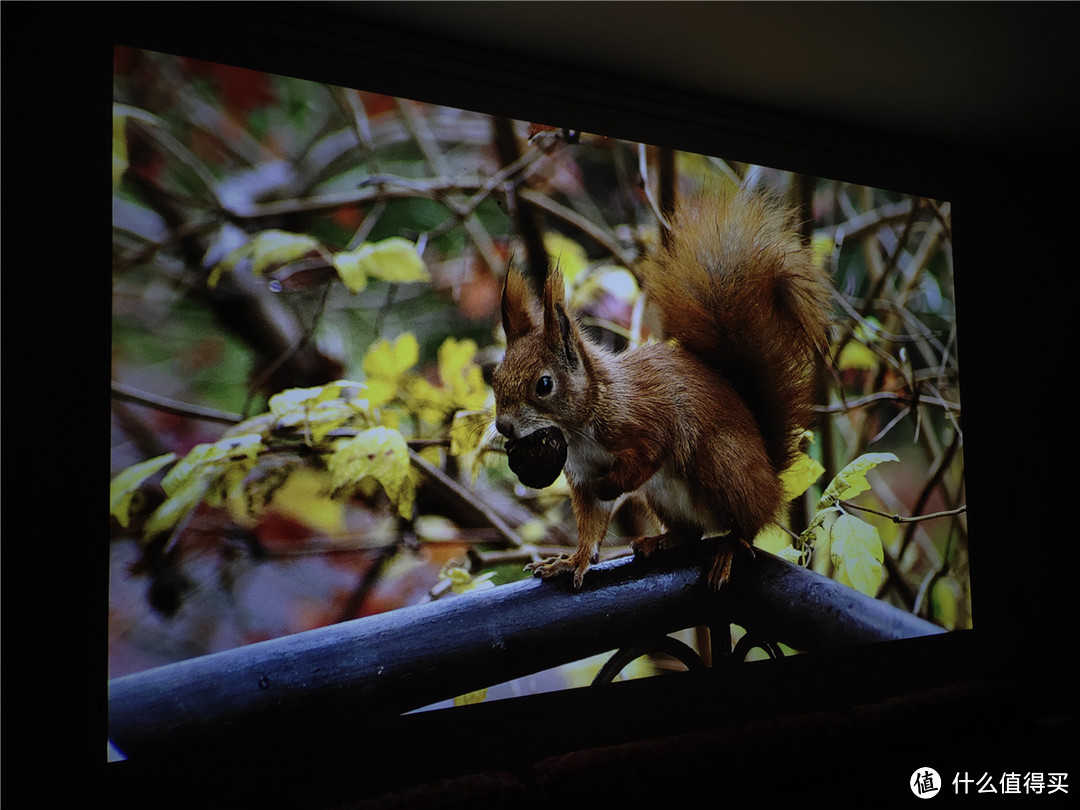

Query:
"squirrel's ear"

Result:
[[501, 271, 537, 342], [541, 267, 566, 336], [542, 269, 580, 370]]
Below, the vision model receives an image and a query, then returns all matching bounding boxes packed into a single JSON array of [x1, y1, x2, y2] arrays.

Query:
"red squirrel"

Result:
[[492, 190, 832, 588]]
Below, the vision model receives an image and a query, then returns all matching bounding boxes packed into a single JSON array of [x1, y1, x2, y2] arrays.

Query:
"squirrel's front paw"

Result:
[[525, 554, 572, 578], [525, 552, 594, 588]]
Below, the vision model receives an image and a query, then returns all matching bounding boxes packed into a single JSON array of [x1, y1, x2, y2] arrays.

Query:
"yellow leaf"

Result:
[[440, 565, 496, 594], [517, 518, 548, 544], [417, 445, 443, 467], [449, 409, 495, 484], [438, 337, 476, 382], [110, 453, 177, 527], [210, 230, 321, 287], [776, 545, 804, 564], [449, 410, 490, 457], [267, 382, 370, 441], [143, 474, 211, 540], [438, 337, 488, 412], [268, 383, 341, 418], [837, 319, 882, 371], [365, 379, 397, 411], [753, 523, 793, 555], [931, 578, 960, 631], [333, 237, 428, 293], [781, 451, 824, 501], [415, 514, 460, 543], [830, 513, 884, 596], [811, 233, 835, 270], [305, 400, 366, 443], [363, 333, 419, 382], [328, 427, 415, 519], [161, 435, 264, 496], [403, 375, 454, 427], [837, 341, 878, 372], [818, 453, 898, 509], [248, 230, 321, 276], [793, 505, 842, 567], [266, 467, 345, 534]]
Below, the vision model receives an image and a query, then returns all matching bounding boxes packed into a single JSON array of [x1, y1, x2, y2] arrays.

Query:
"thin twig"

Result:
[[815, 390, 959, 415], [840, 500, 967, 524], [112, 381, 244, 425], [408, 449, 526, 549]]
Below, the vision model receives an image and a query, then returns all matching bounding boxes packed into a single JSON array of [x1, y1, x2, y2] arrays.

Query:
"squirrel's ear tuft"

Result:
[[501, 270, 538, 342], [543, 266, 566, 311], [542, 267, 567, 338], [542, 268, 578, 369], [553, 303, 580, 370]]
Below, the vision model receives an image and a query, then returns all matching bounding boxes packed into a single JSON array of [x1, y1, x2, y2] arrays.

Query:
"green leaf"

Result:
[[817, 452, 898, 509], [830, 513, 884, 596], [110, 452, 177, 527], [333, 237, 428, 293], [328, 426, 415, 519]]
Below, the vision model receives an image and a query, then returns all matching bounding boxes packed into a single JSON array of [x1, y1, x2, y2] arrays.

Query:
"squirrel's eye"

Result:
[[535, 375, 553, 397]]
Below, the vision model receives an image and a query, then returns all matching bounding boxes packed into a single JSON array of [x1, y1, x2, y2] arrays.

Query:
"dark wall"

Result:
[[6, 3, 1073, 805]]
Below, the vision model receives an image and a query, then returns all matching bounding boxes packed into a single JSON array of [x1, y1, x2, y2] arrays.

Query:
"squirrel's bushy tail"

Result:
[[642, 190, 831, 474]]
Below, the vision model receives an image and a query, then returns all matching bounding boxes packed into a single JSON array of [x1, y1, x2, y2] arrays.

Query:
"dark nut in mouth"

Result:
[[505, 426, 567, 489]]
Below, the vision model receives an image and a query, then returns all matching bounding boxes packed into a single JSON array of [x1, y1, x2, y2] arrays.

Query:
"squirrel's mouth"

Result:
[[504, 426, 567, 489]]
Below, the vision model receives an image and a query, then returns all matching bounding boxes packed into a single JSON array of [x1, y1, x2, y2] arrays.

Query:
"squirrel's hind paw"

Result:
[[632, 530, 700, 558], [630, 534, 666, 558], [707, 537, 756, 589]]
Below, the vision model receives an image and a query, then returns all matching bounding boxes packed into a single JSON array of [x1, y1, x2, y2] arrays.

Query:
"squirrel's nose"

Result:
[[495, 415, 515, 438]]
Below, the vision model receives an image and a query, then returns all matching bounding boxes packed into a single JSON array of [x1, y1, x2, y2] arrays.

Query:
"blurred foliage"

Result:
[[110, 47, 968, 692]]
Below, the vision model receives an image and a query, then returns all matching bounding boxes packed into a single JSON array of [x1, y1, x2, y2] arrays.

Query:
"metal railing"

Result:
[[107, 542, 943, 758]]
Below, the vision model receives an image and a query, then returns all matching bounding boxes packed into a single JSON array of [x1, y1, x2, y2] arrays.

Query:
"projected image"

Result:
[[110, 47, 967, 707]]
